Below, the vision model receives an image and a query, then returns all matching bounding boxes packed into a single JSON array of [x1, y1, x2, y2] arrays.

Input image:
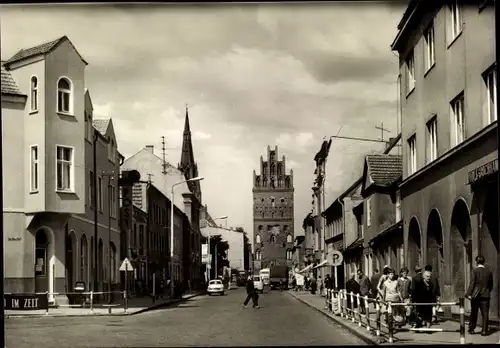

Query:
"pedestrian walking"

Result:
[[381, 268, 403, 327], [345, 275, 360, 309], [397, 267, 412, 325], [242, 275, 259, 309], [356, 269, 371, 315], [466, 255, 493, 336], [412, 270, 435, 328], [424, 265, 441, 323], [370, 268, 381, 299]]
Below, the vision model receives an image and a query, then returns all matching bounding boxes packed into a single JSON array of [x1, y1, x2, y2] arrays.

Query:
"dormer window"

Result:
[[57, 77, 72, 114], [30, 76, 38, 112]]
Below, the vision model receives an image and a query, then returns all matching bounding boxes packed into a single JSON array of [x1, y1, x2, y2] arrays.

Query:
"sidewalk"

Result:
[[287, 291, 500, 345], [4, 291, 205, 318]]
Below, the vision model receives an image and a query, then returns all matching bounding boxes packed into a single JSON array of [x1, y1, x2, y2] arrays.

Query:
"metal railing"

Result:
[[324, 289, 466, 344]]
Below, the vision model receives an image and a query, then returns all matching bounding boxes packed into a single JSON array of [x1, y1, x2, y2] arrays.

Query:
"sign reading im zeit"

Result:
[[468, 159, 498, 185], [4, 294, 49, 310]]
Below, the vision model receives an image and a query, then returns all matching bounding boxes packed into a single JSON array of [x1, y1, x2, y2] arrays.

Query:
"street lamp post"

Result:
[[171, 176, 204, 299], [210, 216, 227, 280]]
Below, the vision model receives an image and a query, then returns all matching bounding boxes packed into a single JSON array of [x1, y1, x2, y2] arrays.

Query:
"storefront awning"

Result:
[[313, 260, 329, 269], [298, 264, 314, 273], [369, 220, 403, 246]]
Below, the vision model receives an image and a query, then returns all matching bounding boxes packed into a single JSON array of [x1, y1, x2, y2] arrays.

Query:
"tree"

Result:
[[209, 235, 229, 279]]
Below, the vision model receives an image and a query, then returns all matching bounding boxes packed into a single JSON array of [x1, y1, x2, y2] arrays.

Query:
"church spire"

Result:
[[179, 103, 195, 178]]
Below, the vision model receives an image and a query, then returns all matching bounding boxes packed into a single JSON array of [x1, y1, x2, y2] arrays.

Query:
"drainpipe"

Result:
[[93, 130, 98, 294]]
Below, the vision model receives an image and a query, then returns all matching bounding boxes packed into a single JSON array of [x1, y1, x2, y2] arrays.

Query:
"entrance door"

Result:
[[35, 229, 49, 292]]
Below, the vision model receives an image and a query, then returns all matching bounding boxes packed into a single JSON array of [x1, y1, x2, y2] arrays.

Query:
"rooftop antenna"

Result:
[[161, 136, 167, 174], [375, 122, 391, 142]]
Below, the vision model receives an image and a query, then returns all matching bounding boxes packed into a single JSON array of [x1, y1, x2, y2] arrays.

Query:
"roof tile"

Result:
[[366, 154, 402, 187], [93, 119, 110, 136], [1, 65, 24, 96], [6, 37, 64, 65]]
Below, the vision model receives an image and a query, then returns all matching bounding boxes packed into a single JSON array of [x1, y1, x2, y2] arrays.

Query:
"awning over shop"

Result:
[[299, 264, 314, 273], [344, 238, 364, 254], [369, 220, 403, 246], [313, 260, 330, 269]]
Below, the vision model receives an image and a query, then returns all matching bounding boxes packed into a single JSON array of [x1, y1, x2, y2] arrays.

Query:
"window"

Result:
[[56, 146, 73, 192], [256, 235, 261, 244], [255, 250, 261, 261], [286, 249, 292, 260], [270, 235, 276, 243], [424, 25, 435, 72], [427, 117, 438, 162], [30, 76, 38, 112], [407, 135, 417, 175], [451, 93, 465, 146], [98, 176, 103, 212], [287, 234, 292, 243], [30, 145, 39, 192], [57, 77, 72, 114], [89, 171, 95, 208], [449, 2, 462, 42], [366, 197, 372, 227], [271, 197, 275, 207], [406, 51, 415, 94], [109, 185, 117, 218], [484, 65, 497, 125], [395, 191, 402, 222], [281, 198, 285, 203]]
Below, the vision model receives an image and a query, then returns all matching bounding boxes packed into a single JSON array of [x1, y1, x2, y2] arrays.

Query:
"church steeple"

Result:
[[179, 104, 195, 179]]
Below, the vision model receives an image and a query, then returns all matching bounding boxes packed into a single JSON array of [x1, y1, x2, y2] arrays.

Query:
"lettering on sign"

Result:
[[468, 159, 498, 185], [8, 237, 22, 241], [4, 294, 48, 310]]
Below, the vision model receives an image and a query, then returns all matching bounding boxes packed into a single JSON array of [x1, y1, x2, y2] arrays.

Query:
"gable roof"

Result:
[[362, 154, 402, 192], [1, 65, 25, 96], [93, 119, 110, 136], [4, 36, 88, 67]]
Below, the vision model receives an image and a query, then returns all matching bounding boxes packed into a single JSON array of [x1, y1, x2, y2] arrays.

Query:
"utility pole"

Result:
[[375, 123, 391, 142], [102, 171, 114, 304]]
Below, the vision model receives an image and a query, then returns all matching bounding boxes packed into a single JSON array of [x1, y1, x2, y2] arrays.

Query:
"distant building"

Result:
[[392, 1, 497, 318], [200, 226, 245, 271], [252, 145, 294, 271], [2, 36, 122, 305]]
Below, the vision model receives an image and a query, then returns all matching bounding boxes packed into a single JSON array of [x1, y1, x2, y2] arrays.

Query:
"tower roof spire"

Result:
[[179, 103, 195, 177], [184, 103, 191, 134]]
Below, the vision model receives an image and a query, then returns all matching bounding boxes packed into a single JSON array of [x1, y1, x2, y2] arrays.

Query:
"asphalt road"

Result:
[[6, 288, 366, 347]]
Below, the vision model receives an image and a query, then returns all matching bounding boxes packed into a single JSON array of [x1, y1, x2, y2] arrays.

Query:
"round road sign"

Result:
[[329, 250, 343, 267]]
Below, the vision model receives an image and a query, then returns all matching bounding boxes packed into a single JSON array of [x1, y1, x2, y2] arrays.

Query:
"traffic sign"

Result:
[[328, 250, 343, 267], [119, 257, 134, 271]]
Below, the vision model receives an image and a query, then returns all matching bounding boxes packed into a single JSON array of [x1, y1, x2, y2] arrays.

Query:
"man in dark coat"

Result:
[[346, 275, 361, 309], [357, 269, 371, 314], [242, 276, 259, 308], [466, 256, 493, 336], [370, 268, 381, 299]]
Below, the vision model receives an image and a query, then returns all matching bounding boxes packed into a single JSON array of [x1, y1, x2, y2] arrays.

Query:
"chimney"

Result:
[[145, 145, 154, 154]]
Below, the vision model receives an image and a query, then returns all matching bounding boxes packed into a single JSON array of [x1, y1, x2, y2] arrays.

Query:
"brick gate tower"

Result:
[[252, 145, 294, 271]]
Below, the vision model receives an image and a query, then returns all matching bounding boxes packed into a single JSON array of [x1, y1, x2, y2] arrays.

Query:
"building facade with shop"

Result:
[[322, 199, 345, 288], [392, 1, 497, 317], [2, 36, 122, 305]]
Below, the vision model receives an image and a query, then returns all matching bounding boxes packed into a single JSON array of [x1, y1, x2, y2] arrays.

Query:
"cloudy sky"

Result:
[[1, 3, 405, 238]]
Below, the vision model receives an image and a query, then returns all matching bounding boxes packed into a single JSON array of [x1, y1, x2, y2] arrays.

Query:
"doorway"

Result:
[[35, 229, 49, 293]]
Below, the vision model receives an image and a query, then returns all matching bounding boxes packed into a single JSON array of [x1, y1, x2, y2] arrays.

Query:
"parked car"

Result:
[[253, 275, 264, 293], [207, 279, 224, 296]]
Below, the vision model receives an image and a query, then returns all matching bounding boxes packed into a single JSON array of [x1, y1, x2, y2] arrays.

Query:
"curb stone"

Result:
[[286, 291, 384, 345], [5, 292, 205, 319]]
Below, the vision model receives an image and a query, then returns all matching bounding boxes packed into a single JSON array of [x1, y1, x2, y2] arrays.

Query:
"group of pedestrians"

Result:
[[322, 255, 494, 336]]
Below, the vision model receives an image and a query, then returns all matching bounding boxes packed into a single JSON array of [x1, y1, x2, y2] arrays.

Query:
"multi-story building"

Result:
[[252, 145, 295, 271], [359, 154, 402, 277], [300, 213, 316, 274], [200, 226, 245, 271], [334, 136, 401, 283], [66, 114, 122, 300], [128, 204, 147, 292], [291, 232, 306, 276], [311, 139, 332, 280], [392, 1, 497, 317], [2, 36, 122, 304]]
